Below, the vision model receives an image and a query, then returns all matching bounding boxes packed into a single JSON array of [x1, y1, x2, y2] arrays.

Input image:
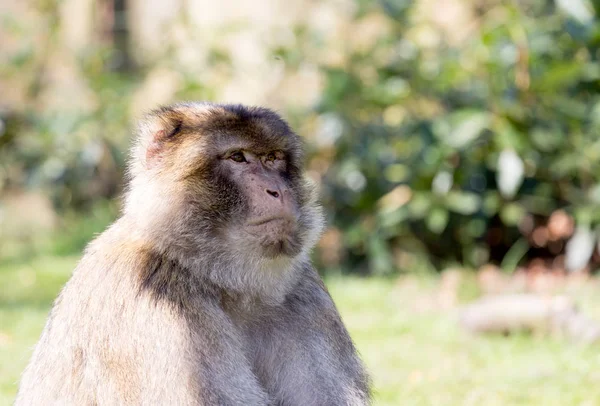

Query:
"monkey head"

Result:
[[124, 102, 324, 298]]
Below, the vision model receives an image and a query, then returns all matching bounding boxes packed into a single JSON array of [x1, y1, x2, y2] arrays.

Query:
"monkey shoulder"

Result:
[[45, 220, 202, 337], [282, 265, 336, 313]]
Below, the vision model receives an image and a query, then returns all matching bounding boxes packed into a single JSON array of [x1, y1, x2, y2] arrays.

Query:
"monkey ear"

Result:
[[145, 111, 183, 166]]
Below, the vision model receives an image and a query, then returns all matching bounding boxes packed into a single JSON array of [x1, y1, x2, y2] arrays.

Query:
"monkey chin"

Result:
[[246, 218, 302, 259], [259, 236, 302, 258]]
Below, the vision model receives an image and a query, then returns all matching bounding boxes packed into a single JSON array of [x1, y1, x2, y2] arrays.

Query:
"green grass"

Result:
[[328, 277, 600, 405], [0, 256, 79, 405], [2, 257, 600, 405]]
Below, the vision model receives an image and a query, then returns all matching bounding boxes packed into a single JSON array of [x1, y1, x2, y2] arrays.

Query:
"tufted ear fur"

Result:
[[144, 109, 184, 166]]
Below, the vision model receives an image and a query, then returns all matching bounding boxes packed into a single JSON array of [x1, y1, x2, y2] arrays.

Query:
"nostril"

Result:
[[266, 189, 280, 198]]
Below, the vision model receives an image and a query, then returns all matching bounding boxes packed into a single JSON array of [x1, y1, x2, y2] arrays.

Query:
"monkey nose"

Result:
[[266, 189, 280, 199]]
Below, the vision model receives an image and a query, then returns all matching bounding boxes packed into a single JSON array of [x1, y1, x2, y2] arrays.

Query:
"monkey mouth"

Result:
[[246, 215, 296, 227], [245, 217, 297, 238]]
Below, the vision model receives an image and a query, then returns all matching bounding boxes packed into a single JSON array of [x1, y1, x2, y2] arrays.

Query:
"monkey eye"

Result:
[[230, 151, 247, 163], [266, 151, 285, 163]]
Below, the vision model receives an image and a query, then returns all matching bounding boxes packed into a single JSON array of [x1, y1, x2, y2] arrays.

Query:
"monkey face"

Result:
[[127, 103, 322, 263], [219, 148, 302, 258]]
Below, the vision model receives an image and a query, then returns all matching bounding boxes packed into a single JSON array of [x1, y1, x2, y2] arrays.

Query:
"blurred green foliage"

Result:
[[2, 0, 600, 274], [312, 0, 600, 274]]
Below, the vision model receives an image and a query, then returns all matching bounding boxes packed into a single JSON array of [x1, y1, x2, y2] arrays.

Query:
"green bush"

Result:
[[312, 0, 600, 274], [3, 0, 600, 275]]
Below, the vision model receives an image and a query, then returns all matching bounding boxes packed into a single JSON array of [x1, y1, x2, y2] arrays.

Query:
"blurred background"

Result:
[[2, 0, 600, 404]]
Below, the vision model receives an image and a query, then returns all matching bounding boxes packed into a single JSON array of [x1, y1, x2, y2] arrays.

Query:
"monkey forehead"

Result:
[[168, 102, 301, 150], [201, 104, 300, 149]]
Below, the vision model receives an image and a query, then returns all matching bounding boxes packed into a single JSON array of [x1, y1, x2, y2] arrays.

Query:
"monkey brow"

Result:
[[215, 134, 288, 155]]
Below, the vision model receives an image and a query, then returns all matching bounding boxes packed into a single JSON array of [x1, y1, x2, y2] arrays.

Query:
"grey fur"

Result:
[[16, 102, 371, 405]]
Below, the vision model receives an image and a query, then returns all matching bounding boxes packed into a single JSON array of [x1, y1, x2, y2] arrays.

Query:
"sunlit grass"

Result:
[[0, 256, 79, 405], [2, 257, 600, 405], [328, 276, 600, 406]]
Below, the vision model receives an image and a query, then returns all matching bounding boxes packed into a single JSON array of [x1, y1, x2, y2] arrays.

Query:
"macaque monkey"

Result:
[[16, 103, 371, 405]]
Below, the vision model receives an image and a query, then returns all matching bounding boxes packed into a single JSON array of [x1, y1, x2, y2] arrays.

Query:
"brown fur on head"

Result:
[[124, 102, 324, 301]]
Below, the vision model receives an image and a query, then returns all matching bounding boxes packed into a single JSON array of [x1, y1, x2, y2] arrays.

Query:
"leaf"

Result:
[[483, 193, 501, 216], [431, 170, 453, 195], [407, 192, 433, 219], [384, 163, 410, 182], [555, 0, 594, 24], [565, 227, 596, 272], [501, 237, 530, 272], [500, 203, 526, 226], [445, 191, 481, 215], [426, 207, 449, 234], [378, 185, 412, 213], [434, 110, 490, 149], [496, 149, 524, 199]]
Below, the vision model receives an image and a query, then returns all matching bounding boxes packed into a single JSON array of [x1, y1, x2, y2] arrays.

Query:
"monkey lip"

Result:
[[246, 215, 296, 227]]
